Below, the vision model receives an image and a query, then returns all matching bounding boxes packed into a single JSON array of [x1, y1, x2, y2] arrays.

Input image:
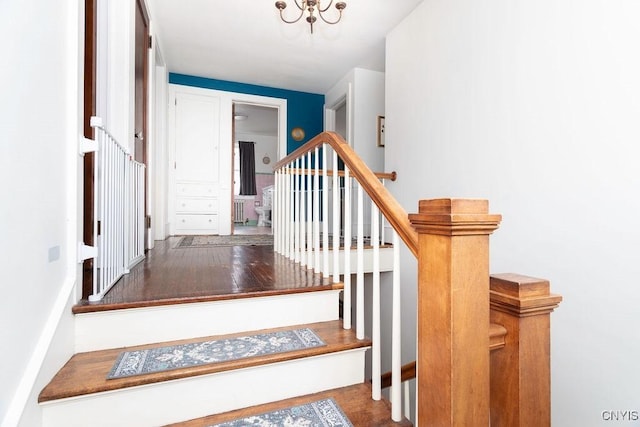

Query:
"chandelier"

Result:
[[275, 1, 347, 34]]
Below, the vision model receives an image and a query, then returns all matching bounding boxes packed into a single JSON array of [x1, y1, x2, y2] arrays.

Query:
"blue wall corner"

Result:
[[169, 73, 325, 154]]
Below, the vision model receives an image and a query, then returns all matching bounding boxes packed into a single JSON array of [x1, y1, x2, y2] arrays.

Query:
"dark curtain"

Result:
[[239, 141, 256, 195]]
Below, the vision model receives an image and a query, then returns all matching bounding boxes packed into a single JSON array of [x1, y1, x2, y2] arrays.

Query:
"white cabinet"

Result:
[[171, 91, 222, 235]]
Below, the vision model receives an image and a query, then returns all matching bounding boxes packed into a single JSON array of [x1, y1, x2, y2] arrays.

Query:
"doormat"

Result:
[[107, 328, 324, 379], [176, 234, 273, 248], [209, 398, 353, 427]]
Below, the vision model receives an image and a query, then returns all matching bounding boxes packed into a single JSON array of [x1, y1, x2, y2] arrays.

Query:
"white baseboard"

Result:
[[1, 277, 76, 427]]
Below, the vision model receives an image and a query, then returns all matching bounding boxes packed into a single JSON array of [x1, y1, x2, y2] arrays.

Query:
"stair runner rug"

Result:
[[176, 234, 273, 248], [107, 328, 325, 379], [209, 398, 353, 427]]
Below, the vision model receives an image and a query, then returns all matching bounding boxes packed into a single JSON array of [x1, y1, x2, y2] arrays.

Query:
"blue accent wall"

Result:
[[169, 73, 324, 154]]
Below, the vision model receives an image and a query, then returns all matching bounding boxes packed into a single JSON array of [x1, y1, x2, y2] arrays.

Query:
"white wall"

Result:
[[153, 61, 169, 240], [0, 0, 82, 425], [325, 68, 386, 172], [325, 68, 387, 237], [385, 1, 640, 425]]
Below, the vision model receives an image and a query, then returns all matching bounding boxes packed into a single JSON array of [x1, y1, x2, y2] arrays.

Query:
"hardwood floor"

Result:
[[73, 236, 337, 314]]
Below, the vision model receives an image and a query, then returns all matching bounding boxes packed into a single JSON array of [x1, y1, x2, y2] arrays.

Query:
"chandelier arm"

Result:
[[279, 7, 306, 24], [292, 0, 305, 11], [318, 9, 343, 25], [318, 0, 334, 13]]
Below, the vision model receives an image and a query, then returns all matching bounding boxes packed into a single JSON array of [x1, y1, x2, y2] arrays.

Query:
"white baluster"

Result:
[[273, 169, 278, 252], [343, 167, 351, 330], [294, 157, 301, 263], [313, 147, 320, 273], [306, 151, 313, 269], [322, 144, 329, 278], [283, 166, 288, 256], [371, 200, 381, 400], [391, 230, 402, 421], [380, 179, 386, 246], [287, 163, 293, 259], [273, 170, 279, 252], [300, 155, 306, 267], [356, 182, 364, 340], [332, 150, 340, 283], [271, 168, 282, 254]]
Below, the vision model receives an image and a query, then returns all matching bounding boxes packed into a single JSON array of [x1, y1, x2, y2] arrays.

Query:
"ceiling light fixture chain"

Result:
[[275, 0, 346, 34]]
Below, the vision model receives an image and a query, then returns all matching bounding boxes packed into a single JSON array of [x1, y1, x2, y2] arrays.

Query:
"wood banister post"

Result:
[[489, 274, 563, 426], [409, 199, 501, 426]]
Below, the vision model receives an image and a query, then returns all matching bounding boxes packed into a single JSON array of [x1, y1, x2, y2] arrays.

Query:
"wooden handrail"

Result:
[[274, 131, 418, 257], [381, 361, 416, 389], [284, 167, 397, 182]]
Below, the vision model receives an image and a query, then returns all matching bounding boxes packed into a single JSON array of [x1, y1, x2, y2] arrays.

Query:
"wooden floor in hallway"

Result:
[[73, 236, 337, 314]]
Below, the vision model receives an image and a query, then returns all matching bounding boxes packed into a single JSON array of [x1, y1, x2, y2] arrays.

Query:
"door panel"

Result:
[[175, 94, 221, 183]]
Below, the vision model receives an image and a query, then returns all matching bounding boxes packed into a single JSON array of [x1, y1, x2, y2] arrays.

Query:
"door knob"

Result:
[[135, 131, 144, 141]]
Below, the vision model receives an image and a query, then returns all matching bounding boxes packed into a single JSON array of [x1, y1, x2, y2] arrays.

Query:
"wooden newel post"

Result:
[[489, 274, 563, 426], [409, 199, 501, 426]]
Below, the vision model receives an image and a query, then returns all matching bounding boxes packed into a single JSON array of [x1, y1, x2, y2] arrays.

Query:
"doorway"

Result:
[[232, 103, 279, 236]]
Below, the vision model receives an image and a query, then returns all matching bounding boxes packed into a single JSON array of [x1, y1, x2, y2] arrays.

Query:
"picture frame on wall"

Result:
[[377, 116, 385, 147]]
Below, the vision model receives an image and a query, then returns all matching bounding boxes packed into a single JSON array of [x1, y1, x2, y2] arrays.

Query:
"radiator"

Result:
[[233, 200, 245, 223]]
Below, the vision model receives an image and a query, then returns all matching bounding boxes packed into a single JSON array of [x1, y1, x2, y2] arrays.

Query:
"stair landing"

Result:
[[74, 236, 339, 314]]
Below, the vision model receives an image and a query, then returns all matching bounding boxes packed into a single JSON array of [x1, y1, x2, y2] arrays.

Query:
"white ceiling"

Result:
[[233, 103, 279, 136], [146, 0, 424, 94]]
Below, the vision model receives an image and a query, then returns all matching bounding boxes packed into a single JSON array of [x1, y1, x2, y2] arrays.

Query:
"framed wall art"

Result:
[[377, 116, 385, 147]]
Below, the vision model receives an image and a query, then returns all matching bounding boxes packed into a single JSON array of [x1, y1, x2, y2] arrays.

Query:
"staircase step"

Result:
[[74, 288, 343, 352], [39, 320, 370, 427], [166, 383, 412, 427]]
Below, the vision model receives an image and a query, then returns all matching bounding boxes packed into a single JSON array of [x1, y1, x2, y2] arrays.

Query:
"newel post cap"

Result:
[[409, 198, 502, 236], [490, 273, 563, 317]]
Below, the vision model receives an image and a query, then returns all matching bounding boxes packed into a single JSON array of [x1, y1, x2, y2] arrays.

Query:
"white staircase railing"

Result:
[[273, 132, 415, 422], [87, 117, 146, 302]]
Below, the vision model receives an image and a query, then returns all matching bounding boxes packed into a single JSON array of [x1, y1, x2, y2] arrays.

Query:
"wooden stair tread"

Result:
[[165, 383, 412, 426], [38, 320, 370, 403], [72, 282, 344, 314]]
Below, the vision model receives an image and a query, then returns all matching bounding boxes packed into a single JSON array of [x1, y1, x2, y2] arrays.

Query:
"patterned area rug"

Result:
[[210, 398, 353, 427], [176, 234, 273, 248], [107, 328, 325, 379]]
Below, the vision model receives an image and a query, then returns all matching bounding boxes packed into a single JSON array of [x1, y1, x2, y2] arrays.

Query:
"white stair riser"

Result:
[[41, 348, 367, 427], [75, 290, 341, 352]]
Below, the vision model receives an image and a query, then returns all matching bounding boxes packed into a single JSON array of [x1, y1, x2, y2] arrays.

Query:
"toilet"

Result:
[[256, 185, 273, 227]]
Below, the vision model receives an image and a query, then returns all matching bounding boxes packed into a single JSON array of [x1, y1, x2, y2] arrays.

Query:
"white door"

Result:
[[172, 92, 221, 235]]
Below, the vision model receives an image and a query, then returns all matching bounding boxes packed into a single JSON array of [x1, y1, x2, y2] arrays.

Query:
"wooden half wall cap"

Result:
[[409, 198, 502, 236]]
